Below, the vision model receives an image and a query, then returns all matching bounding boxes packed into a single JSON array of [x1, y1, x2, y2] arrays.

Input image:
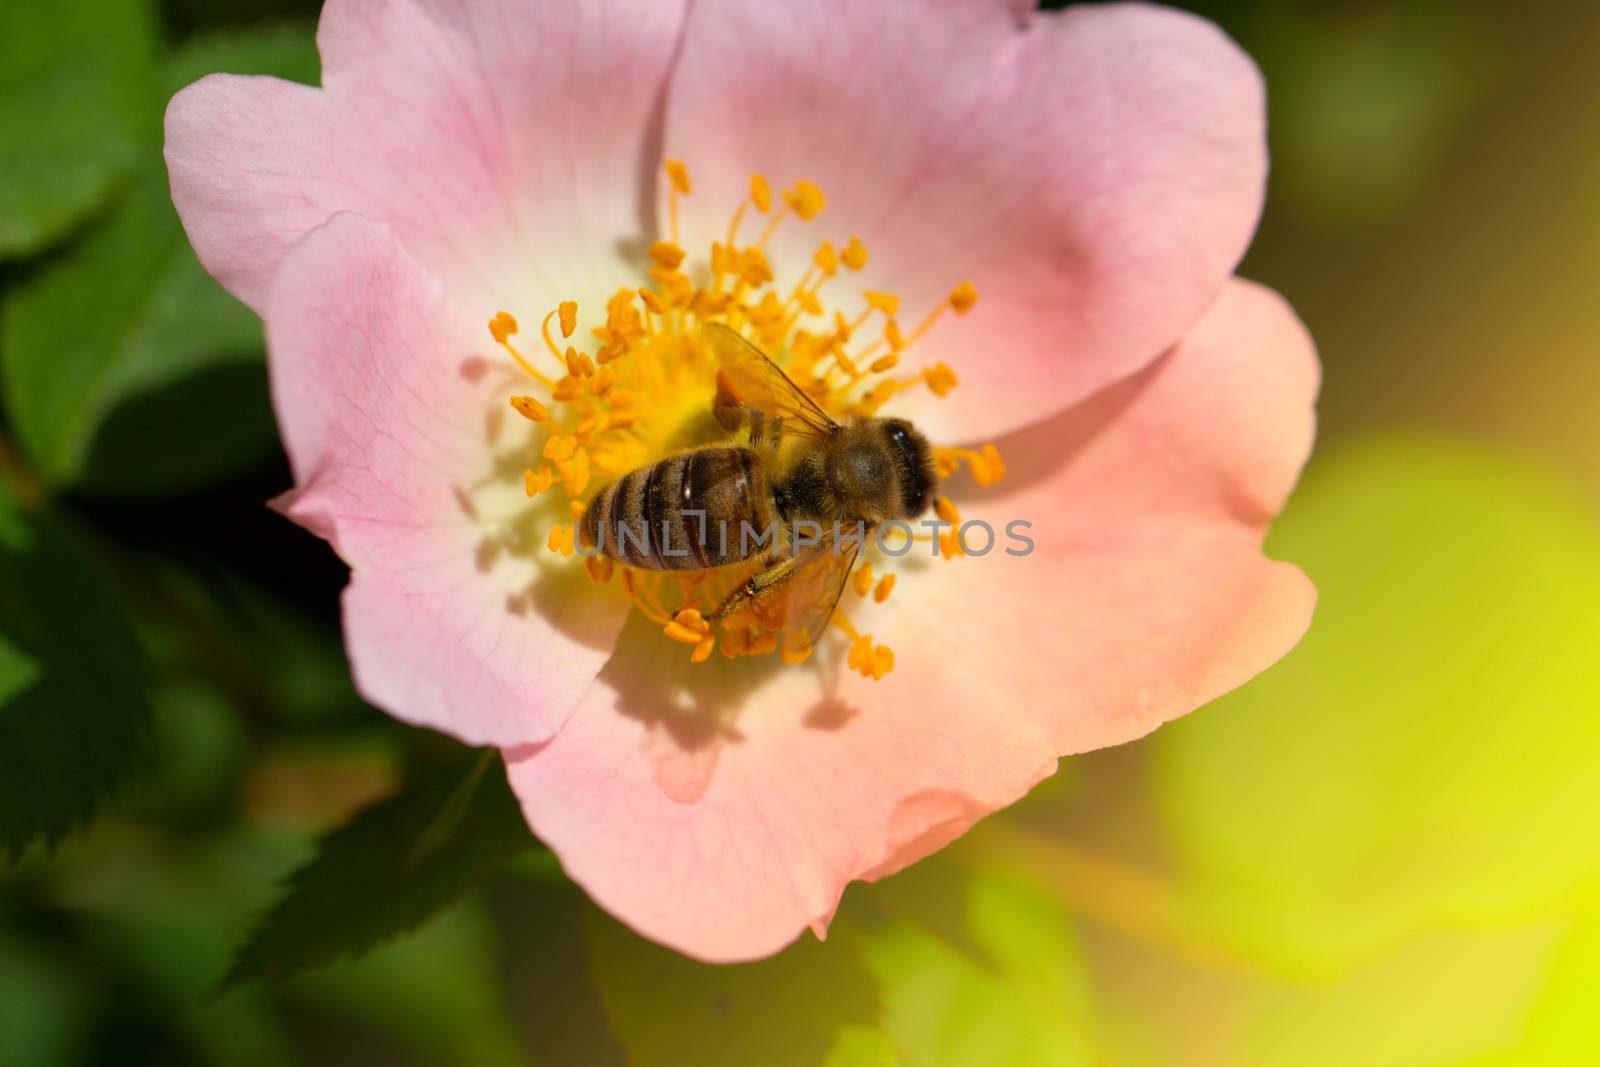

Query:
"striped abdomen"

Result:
[[581, 447, 772, 571]]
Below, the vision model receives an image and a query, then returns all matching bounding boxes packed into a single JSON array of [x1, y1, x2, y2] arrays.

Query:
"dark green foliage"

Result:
[[221, 753, 540, 989], [0, 482, 150, 860]]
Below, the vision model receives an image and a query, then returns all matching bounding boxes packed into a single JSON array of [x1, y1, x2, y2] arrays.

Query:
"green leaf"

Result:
[[283, 900, 525, 1067], [0, 22, 318, 490], [1154, 435, 1600, 973], [0, 497, 150, 859], [221, 752, 537, 988], [585, 906, 880, 1067], [1264, 1, 1500, 231], [858, 870, 1097, 1067], [0, 0, 159, 258]]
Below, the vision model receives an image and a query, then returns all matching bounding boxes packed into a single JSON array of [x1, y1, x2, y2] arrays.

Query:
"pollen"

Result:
[[784, 180, 826, 220], [923, 362, 959, 397], [524, 465, 553, 496], [486, 165, 993, 677], [664, 159, 692, 195], [750, 173, 773, 213], [510, 394, 549, 424], [841, 236, 868, 271], [649, 241, 686, 270], [949, 281, 979, 314], [547, 523, 576, 557]]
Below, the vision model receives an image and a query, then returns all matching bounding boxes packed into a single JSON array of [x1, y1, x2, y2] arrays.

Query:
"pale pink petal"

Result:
[[505, 613, 1058, 962], [266, 212, 627, 746], [165, 0, 688, 314], [666, 0, 1267, 440], [907, 277, 1319, 752], [506, 278, 1314, 961]]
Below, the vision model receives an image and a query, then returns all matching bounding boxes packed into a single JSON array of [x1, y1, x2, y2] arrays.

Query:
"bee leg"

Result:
[[708, 555, 801, 623]]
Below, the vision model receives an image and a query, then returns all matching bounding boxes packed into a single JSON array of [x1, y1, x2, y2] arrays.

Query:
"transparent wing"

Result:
[[706, 322, 838, 442], [779, 525, 865, 648]]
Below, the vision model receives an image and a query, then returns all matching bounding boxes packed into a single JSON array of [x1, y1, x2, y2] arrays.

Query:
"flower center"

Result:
[[486, 161, 1005, 680]]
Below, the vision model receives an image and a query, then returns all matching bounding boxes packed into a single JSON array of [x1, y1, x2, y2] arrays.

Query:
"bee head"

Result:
[[879, 418, 935, 518]]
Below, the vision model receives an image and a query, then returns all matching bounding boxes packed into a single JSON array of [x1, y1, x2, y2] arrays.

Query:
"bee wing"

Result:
[[779, 525, 866, 648], [706, 322, 838, 442]]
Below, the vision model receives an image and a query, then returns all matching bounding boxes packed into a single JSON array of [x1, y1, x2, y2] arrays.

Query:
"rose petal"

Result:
[[913, 277, 1320, 752], [505, 612, 1058, 962], [666, 0, 1267, 440], [267, 212, 627, 746], [506, 277, 1315, 961], [165, 0, 688, 314]]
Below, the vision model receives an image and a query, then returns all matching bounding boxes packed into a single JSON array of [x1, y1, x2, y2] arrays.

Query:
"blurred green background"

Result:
[[2, 0, 1598, 1064]]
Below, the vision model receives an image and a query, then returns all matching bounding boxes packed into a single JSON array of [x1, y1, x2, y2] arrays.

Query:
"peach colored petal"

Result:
[[165, 0, 688, 314], [908, 277, 1320, 752], [665, 0, 1268, 440], [266, 213, 626, 746], [504, 612, 1059, 962], [505, 277, 1315, 962]]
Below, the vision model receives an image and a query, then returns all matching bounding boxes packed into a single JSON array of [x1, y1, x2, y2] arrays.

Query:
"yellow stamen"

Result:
[[547, 523, 575, 557], [665, 159, 691, 245], [949, 281, 979, 314], [923, 362, 959, 397], [864, 291, 900, 317], [524, 465, 553, 496], [852, 562, 874, 598], [784, 180, 826, 220], [813, 241, 839, 276], [663, 619, 704, 645], [510, 395, 549, 424], [489, 310, 518, 343], [665, 159, 692, 195], [488, 168, 988, 675], [750, 173, 773, 213], [649, 241, 686, 270], [489, 314, 552, 384], [841, 236, 868, 271]]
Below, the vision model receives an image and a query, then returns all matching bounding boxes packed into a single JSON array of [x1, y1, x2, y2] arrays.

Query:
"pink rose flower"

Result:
[[166, 0, 1317, 962]]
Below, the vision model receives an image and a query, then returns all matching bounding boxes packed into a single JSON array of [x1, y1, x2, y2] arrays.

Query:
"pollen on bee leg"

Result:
[[690, 634, 716, 663]]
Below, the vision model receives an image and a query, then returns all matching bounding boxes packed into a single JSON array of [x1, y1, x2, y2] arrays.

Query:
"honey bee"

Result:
[[580, 323, 936, 644]]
